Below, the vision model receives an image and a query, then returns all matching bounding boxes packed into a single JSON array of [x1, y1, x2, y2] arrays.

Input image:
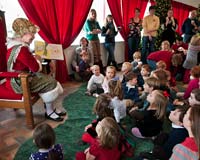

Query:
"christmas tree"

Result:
[[154, 0, 171, 49], [197, 4, 200, 23]]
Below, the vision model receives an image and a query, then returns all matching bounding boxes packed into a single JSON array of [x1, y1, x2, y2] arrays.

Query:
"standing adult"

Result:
[[127, 8, 142, 61], [142, 6, 160, 64], [84, 9, 103, 72], [161, 9, 178, 46], [182, 10, 199, 43], [6, 18, 65, 122], [101, 15, 118, 69]]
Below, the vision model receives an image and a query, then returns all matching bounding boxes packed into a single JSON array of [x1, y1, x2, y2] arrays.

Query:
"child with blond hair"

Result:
[[76, 117, 122, 160], [121, 62, 133, 84], [102, 66, 118, 93], [131, 90, 168, 138], [85, 65, 104, 96], [131, 51, 143, 72]]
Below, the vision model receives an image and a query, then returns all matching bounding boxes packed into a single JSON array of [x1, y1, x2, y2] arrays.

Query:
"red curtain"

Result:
[[172, 1, 197, 34], [107, 0, 148, 60], [0, 11, 7, 72], [18, 0, 93, 83]]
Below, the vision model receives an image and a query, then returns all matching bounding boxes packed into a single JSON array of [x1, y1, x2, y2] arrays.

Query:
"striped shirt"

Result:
[[170, 137, 198, 160]]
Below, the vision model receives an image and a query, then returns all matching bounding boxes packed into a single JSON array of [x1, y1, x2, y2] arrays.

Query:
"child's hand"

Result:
[[75, 66, 80, 72], [84, 124, 92, 132], [84, 147, 90, 154], [173, 99, 184, 106]]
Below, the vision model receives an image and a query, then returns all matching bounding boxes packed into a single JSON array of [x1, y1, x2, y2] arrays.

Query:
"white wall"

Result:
[[64, 42, 125, 74], [174, 0, 199, 8]]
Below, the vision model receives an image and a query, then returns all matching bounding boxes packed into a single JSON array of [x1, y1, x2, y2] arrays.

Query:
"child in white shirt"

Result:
[[85, 65, 104, 96]]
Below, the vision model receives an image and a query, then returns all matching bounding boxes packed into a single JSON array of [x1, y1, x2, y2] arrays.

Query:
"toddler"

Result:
[[78, 50, 92, 81], [102, 66, 117, 93], [85, 65, 104, 96], [121, 62, 133, 84], [140, 64, 150, 81], [131, 51, 142, 72], [122, 72, 140, 107], [29, 123, 64, 160]]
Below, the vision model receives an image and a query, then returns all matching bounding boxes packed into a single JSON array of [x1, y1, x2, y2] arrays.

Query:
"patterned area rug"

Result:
[[15, 84, 168, 160]]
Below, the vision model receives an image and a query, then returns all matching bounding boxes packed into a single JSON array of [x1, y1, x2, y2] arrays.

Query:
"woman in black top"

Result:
[[127, 8, 142, 61], [161, 9, 178, 46], [102, 15, 118, 69]]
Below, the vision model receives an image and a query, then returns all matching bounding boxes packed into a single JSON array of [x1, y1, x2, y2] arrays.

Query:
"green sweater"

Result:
[[84, 19, 101, 41]]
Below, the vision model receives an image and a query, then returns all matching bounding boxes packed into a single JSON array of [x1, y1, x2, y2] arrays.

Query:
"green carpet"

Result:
[[14, 84, 159, 160]]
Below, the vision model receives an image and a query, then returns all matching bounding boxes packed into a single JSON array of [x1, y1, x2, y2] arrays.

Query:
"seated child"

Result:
[[176, 65, 200, 100], [102, 66, 117, 93], [81, 93, 114, 145], [140, 105, 189, 160], [85, 65, 104, 96], [131, 51, 143, 73], [29, 123, 64, 160], [108, 80, 126, 124], [151, 69, 175, 112], [76, 117, 122, 160], [170, 105, 200, 160], [137, 77, 161, 111], [156, 60, 176, 88], [174, 88, 200, 107], [122, 72, 140, 107], [121, 62, 133, 84], [140, 64, 150, 81], [78, 50, 92, 81], [131, 90, 168, 138]]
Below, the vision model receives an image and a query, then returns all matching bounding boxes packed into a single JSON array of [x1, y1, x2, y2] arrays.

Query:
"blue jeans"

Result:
[[142, 36, 156, 64], [104, 42, 116, 66], [183, 34, 193, 43], [147, 59, 157, 71], [128, 36, 140, 61]]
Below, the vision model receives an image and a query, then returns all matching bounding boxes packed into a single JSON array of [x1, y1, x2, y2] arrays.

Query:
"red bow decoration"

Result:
[[163, 91, 169, 97]]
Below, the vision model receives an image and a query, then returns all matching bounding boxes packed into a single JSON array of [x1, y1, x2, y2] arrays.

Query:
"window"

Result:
[[2, 0, 123, 48], [71, 0, 123, 45]]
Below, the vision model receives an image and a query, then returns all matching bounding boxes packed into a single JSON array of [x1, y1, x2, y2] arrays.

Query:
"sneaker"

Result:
[[92, 93, 99, 97]]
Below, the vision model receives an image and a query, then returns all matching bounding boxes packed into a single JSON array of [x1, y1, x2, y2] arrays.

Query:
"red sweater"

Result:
[[147, 50, 172, 70], [6, 46, 40, 90]]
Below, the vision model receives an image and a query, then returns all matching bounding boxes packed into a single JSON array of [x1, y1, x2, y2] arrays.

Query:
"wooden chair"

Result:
[[0, 72, 40, 129]]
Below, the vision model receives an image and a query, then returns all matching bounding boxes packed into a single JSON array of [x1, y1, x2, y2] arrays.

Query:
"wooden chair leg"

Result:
[[24, 104, 34, 129]]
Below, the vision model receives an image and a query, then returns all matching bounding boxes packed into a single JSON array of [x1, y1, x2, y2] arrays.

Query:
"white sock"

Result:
[[45, 102, 59, 119]]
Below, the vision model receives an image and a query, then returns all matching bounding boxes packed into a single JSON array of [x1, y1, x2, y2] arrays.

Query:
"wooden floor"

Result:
[[0, 81, 82, 160]]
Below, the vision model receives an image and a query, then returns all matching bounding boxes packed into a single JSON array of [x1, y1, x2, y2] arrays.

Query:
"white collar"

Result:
[[38, 145, 54, 153], [172, 123, 184, 129], [126, 83, 135, 88], [6, 38, 28, 49]]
